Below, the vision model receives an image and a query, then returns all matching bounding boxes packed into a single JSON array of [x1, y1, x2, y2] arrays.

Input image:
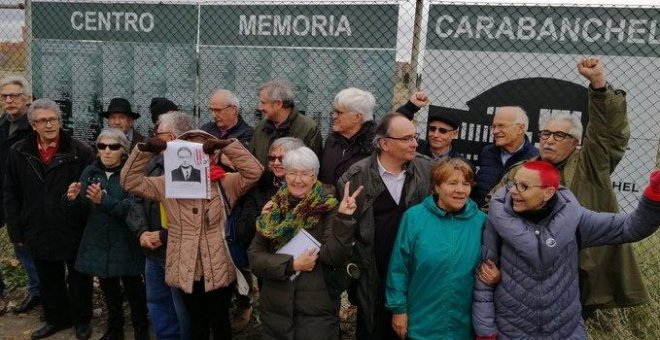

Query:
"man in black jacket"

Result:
[[3, 99, 95, 339], [319, 87, 377, 185], [201, 89, 253, 145], [0, 76, 41, 316]]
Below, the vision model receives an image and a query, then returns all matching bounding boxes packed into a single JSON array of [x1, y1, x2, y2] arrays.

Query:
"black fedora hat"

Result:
[[102, 98, 140, 119]]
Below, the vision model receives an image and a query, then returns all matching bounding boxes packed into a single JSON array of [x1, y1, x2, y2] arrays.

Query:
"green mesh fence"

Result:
[[1, 0, 659, 338]]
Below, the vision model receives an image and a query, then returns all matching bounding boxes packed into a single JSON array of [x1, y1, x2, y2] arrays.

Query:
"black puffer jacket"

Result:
[[4, 131, 95, 260]]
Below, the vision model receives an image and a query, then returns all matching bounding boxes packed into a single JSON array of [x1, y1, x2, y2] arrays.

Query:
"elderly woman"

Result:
[[473, 161, 660, 339], [385, 158, 489, 339], [230, 137, 305, 332], [65, 128, 148, 339], [248, 146, 363, 340], [120, 128, 263, 340]]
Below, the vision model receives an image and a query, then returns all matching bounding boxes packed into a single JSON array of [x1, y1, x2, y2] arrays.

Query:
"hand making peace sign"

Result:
[[337, 181, 364, 216]]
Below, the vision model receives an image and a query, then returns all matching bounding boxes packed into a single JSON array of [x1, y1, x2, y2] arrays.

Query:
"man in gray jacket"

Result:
[[472, 161, 660, 339], [337, 113, 432, 340]]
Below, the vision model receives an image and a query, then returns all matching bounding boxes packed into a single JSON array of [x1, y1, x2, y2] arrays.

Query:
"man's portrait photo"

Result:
[[171, 146, 201, 182]]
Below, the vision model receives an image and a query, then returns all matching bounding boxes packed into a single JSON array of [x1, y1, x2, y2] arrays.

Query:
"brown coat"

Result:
[[121, 135, 263, 293]]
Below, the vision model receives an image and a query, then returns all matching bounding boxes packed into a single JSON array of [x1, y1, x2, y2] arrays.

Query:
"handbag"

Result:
[[217, 182, 250, 270], [323, 241, 363, 299]]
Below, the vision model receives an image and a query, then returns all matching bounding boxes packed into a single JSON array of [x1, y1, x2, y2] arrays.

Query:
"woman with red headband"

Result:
[[473, 160, 660, 339]]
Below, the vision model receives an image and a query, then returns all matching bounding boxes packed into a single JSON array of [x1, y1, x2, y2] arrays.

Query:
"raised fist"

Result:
[[577, 58, 606, 89], [138, 137, 167, 153], [409, 91, 430, 109]]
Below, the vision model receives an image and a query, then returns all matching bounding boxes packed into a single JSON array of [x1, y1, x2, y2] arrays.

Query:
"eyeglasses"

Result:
[[285, 170, 315, 179], [385, 133, 419, 143], [428, 126, 456, 134], [505, 179, 547, 192], [267, 155, 284, 163], [96, 143, 122, 151], [33, 117, 60, 127], [209, 105, 233, 114], [0, 93, 23, 101], [540, 130, 574, 141]]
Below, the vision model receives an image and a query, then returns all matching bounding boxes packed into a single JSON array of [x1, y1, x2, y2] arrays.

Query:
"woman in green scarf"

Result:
[[249, 146, 363, 340]]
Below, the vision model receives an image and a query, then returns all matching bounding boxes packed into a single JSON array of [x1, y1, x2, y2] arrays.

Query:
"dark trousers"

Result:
[[181, 280, 233, 340], [356, 289, 399, 340], [33, 257, 92, 327], [99, 276, 149, 330]]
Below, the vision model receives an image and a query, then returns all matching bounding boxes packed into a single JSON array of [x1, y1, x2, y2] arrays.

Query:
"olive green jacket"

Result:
[[249, 110, 323, 168]]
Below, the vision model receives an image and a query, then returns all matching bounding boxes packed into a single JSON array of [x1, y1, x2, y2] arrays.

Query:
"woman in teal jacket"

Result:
[[385, 158, 489, 339]]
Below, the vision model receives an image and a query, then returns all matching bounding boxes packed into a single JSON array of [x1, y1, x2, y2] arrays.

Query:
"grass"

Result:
[[587, 232, 660, 339]]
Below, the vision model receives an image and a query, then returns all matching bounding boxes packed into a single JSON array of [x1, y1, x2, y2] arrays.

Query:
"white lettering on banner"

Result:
[[433, 14, 660, 45], [239, 15, 352, 37], [70, 11, 155, 33]]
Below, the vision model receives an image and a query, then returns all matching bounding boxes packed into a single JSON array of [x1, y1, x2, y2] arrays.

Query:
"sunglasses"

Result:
[[267, 155, 284, 162], [428, 126, 456, 134], [96, 143, 122, 151]]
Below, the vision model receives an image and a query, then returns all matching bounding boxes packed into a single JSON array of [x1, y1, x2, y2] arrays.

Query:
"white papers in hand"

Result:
[[276, 229, 321, 280]]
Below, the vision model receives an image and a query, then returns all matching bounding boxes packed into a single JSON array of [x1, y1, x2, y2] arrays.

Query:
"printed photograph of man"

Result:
[[171, 146, 201, 182]]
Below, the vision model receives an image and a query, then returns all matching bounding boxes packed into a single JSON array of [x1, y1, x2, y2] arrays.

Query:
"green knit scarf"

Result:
[[256, 181, 338, 250]]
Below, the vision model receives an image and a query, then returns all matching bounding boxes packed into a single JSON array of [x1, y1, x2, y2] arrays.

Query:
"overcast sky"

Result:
[[0, 9, 22, 42]]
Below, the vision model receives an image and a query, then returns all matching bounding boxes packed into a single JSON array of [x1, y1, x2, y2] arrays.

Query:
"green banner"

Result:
[[32, 2, 198, 44], [200, 4, 398, 49], [427, 5, 660, 57]]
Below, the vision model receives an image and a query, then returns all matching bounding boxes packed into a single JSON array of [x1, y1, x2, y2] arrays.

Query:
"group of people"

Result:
[[0, 57, 657, 340]]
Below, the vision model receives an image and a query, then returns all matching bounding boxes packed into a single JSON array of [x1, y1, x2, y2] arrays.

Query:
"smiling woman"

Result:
[[385, 158, 489, 339]]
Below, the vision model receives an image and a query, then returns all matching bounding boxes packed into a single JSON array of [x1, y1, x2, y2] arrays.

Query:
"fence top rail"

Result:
[[427, 0, 659, 7]]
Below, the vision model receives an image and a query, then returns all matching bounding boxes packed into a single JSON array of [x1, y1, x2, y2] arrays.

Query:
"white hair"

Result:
[[333, 87, 375, 121], [539, 113, 583, 141], [97, 128, 130, 155], [496, 106, 529, 131], [283, 147, 320, 176], [0, 75, 31, 97], [212, 89, 240, 110], [27, 98, 61, 123], [270, 137, 304, 153], [158, 111, 194, 137]]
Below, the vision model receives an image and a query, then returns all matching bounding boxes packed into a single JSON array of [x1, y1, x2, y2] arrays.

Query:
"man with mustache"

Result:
[[496, 58, 647, 323]]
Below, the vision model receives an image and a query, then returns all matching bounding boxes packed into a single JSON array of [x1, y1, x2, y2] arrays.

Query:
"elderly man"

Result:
[[337, 113, 432, 340], [249, 80, 322, 167], [494, 58, 647, 319], [201, 89, 253, 145], [126, 111, 192, 340], [103, 97, 144, 149], [319, 87, 376, 185], [0, 76, 41, 316], [4, 99, 95, 339], [474, 106, 539, 207]]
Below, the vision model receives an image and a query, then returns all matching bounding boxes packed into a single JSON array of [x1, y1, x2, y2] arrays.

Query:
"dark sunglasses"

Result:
[[96, 143, 122, 151], [267, 155, 284, 162], [428, 126, 456, 134]]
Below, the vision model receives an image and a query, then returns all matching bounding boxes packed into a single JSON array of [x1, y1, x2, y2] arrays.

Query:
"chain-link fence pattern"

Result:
[[1, 0, 660, 338]]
